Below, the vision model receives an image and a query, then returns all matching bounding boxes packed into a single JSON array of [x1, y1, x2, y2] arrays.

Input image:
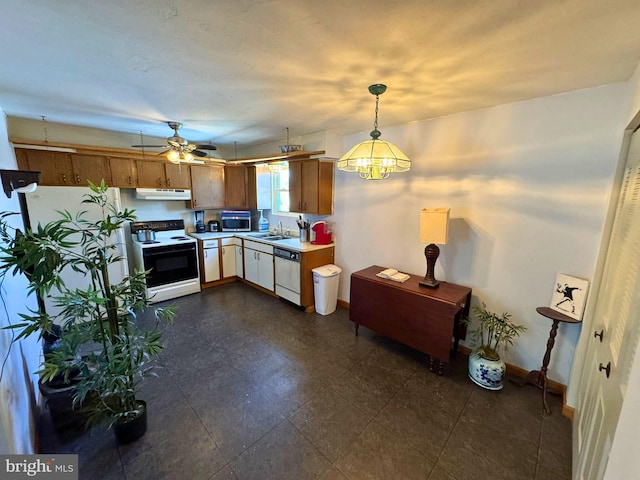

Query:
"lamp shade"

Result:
[[420, 208, 450, 244]]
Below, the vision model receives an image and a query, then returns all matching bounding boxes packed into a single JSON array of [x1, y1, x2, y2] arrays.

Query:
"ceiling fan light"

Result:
[[167, 149, 181, 164], [182, 151, 194, 162]]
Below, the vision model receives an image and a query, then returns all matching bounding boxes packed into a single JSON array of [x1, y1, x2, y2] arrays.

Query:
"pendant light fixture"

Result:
[[337, 84, 410, 180]]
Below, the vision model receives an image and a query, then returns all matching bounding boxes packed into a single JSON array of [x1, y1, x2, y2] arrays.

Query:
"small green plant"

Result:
[[466, 302, 526, 361], [1, 180, 174, 428]]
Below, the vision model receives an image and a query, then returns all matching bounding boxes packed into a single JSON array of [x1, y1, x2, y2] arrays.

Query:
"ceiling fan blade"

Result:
[[192, 150, 208, 157], [195, 144, 217, 151], [132, 144, 169, 148]]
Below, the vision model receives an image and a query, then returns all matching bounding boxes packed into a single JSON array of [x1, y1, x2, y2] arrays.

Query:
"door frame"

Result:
[[568, 108, 640, 474]]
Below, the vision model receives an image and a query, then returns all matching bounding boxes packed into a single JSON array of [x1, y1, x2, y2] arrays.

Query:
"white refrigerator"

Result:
[[23, 186, 129, 319]]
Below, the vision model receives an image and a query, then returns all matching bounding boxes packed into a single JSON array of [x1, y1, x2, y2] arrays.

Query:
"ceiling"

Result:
[[1, 0, 639, 149]]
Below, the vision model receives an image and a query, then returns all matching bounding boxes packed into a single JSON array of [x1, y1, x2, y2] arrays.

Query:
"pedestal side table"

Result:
[[514, 306, 581, 413]]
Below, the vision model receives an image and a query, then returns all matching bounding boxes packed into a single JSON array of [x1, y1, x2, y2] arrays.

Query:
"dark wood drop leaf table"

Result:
[[349, 266, 472, 375]]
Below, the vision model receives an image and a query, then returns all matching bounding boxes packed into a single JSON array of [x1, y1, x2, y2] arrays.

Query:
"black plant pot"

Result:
[[39, 377, 89, 434], [114, 400, 147, 445]]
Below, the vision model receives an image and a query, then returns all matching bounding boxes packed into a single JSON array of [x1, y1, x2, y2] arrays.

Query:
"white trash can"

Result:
[[312, 264, 342, 315]]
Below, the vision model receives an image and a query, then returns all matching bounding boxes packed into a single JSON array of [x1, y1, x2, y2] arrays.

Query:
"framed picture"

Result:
[[550, 273, 590, 320]]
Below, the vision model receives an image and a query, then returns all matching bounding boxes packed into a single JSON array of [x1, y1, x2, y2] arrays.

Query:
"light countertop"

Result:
[[188, 231, 334, 253]]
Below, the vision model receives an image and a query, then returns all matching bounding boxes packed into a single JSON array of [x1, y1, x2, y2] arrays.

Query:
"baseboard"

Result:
[[337, 298, 349, 309]]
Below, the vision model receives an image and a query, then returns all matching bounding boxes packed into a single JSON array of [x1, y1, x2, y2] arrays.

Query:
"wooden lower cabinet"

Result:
[[300, 247, 335, 311]]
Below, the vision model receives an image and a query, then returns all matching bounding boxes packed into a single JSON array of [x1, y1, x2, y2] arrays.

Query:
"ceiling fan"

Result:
[[132, 121, 218, 164]]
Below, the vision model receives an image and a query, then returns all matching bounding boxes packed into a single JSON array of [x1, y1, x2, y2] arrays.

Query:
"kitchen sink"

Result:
[[262, 235, 288, 241], [247, 232, 270, 238]]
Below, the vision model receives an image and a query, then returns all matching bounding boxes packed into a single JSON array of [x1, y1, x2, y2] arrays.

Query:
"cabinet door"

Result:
[[23, 150, 74, 185], [257, 252, 274, 291], [235, 245, 244, 279], [244, 248, 260, 285], [203, 247, 221, 283], [71, 154, 112, 186], [221, 245, 236, 278], [165, 163, 191, 189], [109, 157, 138, 187], [136, 160, 166, 188], [246, 166, 257, 209], [224, 166, 247, 207], [15, 149, 29, 170], [289, 161, 303, 213], [190, 165, 224, 209], [301, 160, 319, 213]]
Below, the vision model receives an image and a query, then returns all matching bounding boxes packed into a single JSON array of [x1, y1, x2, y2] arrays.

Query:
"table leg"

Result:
[[354, 323, 359, 336], [513, 319, 560, 414]]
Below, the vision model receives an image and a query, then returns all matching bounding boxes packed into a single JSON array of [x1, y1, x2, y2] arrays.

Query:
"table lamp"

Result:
[[419, 208, 450, 288]]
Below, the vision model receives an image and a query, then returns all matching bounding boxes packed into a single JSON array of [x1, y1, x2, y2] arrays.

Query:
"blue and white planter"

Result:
[[468, 350, 506, 390]]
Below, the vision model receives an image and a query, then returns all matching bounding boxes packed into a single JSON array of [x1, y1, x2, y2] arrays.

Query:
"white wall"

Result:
[[330, 83, 628, 386], [0, 110, 41, 453]]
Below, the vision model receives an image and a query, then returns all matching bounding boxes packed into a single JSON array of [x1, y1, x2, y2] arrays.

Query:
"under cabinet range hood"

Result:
[[135, 188, 191, 201]]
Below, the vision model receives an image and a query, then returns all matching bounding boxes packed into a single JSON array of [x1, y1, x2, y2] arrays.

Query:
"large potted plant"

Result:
[[0, 181, 174, 443], [465, 302, 526, 390]]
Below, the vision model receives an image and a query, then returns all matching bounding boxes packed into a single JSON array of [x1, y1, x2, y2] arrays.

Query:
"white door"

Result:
[[221, 246, 236, 278], [203, 247, 220, 283], [244, 248, 259, 285], [235, 245, 244, 279], [257, 252, 274, 291], [575, 128, 640, 479]]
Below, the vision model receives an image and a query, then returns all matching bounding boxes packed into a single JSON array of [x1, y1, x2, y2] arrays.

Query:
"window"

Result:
[[271, 162, 294, 216]]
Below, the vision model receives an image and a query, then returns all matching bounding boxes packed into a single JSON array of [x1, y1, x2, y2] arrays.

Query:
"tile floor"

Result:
[[39, 282, 573, 480]]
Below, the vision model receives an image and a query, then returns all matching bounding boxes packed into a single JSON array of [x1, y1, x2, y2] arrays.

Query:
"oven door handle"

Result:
[[143, 244, 197, 257]]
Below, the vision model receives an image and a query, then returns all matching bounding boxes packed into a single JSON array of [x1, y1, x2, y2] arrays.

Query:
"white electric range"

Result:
[[130, 219, 201, 303]]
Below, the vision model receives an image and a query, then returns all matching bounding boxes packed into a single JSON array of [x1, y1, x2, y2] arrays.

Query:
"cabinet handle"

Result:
[[594, 330, 604, 342], [62, 174, 67, 183], [599, 362, 611, 378], [158, 178, 162, 186], [76, 174, 80, 184], [303, 202, 307, 211], [167, 178, 171, 187], [128, 175, 132, 185]]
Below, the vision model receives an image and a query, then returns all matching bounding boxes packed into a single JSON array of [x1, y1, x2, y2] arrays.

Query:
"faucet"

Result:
[[278, 221, 284, 236]]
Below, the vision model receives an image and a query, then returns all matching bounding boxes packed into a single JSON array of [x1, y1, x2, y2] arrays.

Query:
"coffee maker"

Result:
[[194, 210, 206, 233]]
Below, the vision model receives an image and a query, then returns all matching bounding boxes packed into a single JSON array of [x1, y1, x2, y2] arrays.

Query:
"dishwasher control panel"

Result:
[[274, 247, 300, 262]]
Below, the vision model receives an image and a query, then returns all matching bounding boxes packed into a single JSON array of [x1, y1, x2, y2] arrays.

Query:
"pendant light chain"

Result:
[[373, 94, 380, 132], [41, 115, 49, 143]]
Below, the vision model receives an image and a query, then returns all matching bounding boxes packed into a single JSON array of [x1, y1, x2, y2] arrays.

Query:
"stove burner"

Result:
[[171, 236, 190, 241], [142, 240, 160, 244]]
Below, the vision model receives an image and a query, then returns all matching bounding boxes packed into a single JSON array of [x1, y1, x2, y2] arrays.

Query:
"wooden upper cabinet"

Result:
[[165, 163, 191, 189], [109, 157, 138, 187], [288, 159, 333, 215], [224, 165, 248, 207], [136, 160, 166, 188], [70, 154, 111, 186], [190, 164, 224, 209], [246, 166, 258, 209], [15, 149, 29, 170], [17, 149, 74, 186]]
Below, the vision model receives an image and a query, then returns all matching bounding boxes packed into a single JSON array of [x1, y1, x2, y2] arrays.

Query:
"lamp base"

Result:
[[419, 243, 441, 289], [419, 279, 440, 289]]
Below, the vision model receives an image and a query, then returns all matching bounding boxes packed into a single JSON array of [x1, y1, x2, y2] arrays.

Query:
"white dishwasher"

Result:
[[274, 247, 301, 305]]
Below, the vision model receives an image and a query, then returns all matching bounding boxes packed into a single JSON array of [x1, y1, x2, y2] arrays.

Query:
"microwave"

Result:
[[221, 210, 251, 231]]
